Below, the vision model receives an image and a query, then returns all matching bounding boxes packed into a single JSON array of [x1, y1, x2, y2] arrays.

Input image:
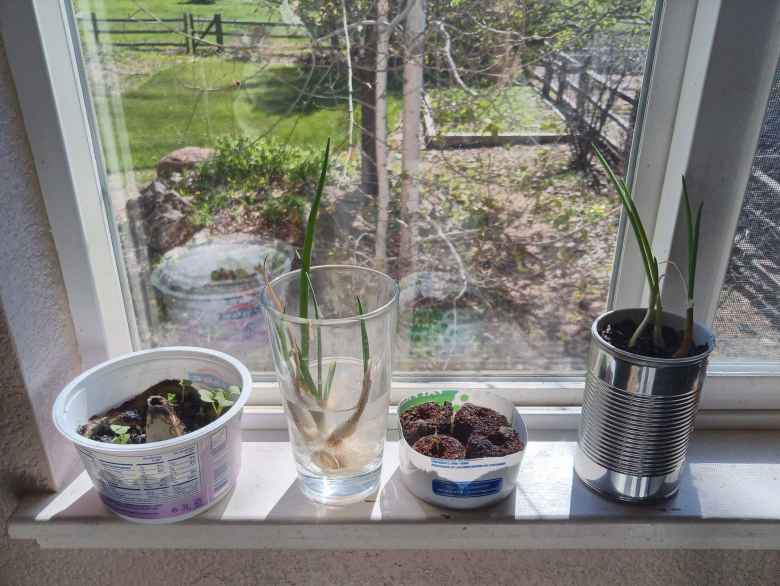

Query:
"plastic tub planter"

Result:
[[151, 236, 293, 343], [53, 346, 252, 523], [398, 389, 527, 509]]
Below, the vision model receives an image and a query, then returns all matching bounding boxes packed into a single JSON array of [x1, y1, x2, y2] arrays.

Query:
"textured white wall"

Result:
[[0, 28, 779, 586]]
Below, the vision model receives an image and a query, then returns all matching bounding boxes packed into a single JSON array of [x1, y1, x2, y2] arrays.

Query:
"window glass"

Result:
[[70, 0, 656, 373], [713, 57, 780, 363]]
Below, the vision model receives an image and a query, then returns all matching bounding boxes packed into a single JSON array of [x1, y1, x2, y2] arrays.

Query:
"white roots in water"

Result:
[[311, 449, 342, 471]]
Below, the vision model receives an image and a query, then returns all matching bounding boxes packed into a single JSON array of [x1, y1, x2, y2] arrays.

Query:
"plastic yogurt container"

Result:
[[397, 389, 527, 509], [52, 346, 252, 523]]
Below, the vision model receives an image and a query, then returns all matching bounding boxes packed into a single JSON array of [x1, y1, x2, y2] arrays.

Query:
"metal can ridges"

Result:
[[574, 308, 715, 502]]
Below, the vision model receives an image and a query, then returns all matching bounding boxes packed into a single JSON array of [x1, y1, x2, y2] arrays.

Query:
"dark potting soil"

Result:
[[452, 403, 510, 445], [600, 319, 709, 359], [465, 426, 524, 458], [78, 379, 220, 444], [412, 434, 466, 459], [400, 401, 454, 445], [404, 401, 523, 459]]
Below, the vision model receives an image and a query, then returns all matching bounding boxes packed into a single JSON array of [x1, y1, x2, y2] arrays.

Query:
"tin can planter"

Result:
[[53, 347, 252, 523], [574, 308, 715, 503]]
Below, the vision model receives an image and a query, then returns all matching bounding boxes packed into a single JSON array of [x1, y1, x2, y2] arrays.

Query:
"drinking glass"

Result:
[[261, 265, 399, 504]]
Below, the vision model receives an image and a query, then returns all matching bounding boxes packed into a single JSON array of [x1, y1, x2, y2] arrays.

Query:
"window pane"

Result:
[[69, 0, 657, 373], [713, 57, 780, 363]]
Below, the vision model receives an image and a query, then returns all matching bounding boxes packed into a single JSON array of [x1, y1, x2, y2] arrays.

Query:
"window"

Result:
[[59, 0, 658, 376], [712, 56, 780, 364], [5, 0, 780, 410]]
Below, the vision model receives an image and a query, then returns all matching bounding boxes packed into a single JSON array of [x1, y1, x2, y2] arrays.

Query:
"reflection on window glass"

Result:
[[71, 0, 656, 372], [713, 57, 780, 362]]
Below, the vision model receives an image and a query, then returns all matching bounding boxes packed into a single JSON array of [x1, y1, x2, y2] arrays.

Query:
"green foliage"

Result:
[[356, 296, 369, 378], [195, 135, 321, 193], [183, 135, 321, 230], [594, 146, 662, 347], [110, 424, 130, 444], [196, 384, 240, 417], [429, 86, 564, 136], [297, 138, 330, 400], [681, 176, 703, 304]]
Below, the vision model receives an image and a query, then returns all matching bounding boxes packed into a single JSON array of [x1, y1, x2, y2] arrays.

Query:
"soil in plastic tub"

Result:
[[401, 400, 524, 459], [412, 434, 466, 459], [399, 401, 454, 445], [78, 379, 240, 444]]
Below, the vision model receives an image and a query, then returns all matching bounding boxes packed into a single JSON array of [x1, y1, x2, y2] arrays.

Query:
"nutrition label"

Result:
[[79, 445, 205, 519]]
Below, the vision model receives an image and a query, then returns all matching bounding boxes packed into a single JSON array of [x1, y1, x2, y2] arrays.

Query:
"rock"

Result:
[[127, 180, 197, 254], [156, 147, 214, 178]]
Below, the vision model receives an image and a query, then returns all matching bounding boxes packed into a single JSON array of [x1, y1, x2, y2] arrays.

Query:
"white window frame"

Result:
[[3, 0, 780, 416]]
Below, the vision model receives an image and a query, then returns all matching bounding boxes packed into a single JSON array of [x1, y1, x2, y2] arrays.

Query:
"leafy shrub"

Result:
[[182, 136, 321, 233], [193, 135, 320, 193]]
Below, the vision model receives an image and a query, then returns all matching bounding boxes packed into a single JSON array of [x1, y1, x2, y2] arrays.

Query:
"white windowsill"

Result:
[[10, 428, 780, 550]]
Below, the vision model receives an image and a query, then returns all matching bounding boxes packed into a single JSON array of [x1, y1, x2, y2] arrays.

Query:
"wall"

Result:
[[0, 25, 779, 586]]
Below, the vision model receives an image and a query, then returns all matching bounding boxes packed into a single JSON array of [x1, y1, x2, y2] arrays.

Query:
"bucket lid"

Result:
[[151, 235, 293, 297]]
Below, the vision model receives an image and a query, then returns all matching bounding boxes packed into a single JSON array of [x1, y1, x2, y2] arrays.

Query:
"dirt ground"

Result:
[[315, 142, 620, 372]]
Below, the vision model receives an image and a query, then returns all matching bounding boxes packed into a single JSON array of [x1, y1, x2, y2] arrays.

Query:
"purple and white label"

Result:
[[79, 427, 234, 520]]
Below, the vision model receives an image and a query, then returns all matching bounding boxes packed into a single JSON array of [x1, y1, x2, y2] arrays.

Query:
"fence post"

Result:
[[576, 57, 591, 113], [556, 61, 568, 106], [624, 88, 641, 162], [542, 62, 553, 98], [183, 13, 191, 53], [215, 13, 224, 49], [189, 13, 196, 54], [91, 12, 100, 46]]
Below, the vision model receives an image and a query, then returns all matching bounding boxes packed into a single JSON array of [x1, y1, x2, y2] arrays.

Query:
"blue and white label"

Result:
[[431, 478, 503, 498]]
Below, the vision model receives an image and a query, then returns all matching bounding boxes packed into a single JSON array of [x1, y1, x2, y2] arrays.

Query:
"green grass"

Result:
[[71, 0, 303, 48], [73, 0, 279, 22], [428, 85, 565, 135], [93, 58, 401, 171]]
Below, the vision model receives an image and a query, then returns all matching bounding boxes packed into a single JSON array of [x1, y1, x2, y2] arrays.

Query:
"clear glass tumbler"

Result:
[[261, 265, 399, 504]]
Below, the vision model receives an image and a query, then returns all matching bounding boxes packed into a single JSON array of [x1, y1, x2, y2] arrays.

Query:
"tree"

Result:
[[399, 0, 425, 276]]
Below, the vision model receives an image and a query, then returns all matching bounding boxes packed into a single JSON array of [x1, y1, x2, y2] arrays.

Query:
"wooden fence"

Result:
[[78, 13, 306, 53], [527, 51, 640, 162]]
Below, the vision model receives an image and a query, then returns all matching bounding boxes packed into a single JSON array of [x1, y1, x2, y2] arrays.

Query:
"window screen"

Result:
[[713, 56, 780, 362]]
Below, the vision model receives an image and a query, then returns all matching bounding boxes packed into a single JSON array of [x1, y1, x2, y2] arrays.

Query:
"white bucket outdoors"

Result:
[[53, 347, 252, 523], [398, 389, 527, 509], [151, 236, 293, 343]]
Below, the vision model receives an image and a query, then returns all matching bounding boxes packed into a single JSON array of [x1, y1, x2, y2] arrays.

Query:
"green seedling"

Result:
[[196, 385, 240, 417], [260, 138, 374, 458], [594, 146, 703, 355], [673, 176, 703, 357], [110, 424, 130, 444]]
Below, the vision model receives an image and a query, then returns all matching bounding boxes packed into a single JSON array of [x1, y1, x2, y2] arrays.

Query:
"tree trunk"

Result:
[[374, 0, 391, 271], [358, 23, 378, 197], [399, 0, 425, 276]]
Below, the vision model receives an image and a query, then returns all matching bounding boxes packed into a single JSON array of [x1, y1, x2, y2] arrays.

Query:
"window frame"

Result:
[[4, 0, 780, 414]]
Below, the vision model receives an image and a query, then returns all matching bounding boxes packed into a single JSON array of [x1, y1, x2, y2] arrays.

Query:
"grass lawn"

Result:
[[73, 0, 279, 21], [71, 0, 303, 48], [428, 85, 565, 135], [94, 57, 401, 172]]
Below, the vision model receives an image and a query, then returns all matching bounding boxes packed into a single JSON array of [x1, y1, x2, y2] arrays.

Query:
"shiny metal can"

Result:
[[574, 308, 715, 502]]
